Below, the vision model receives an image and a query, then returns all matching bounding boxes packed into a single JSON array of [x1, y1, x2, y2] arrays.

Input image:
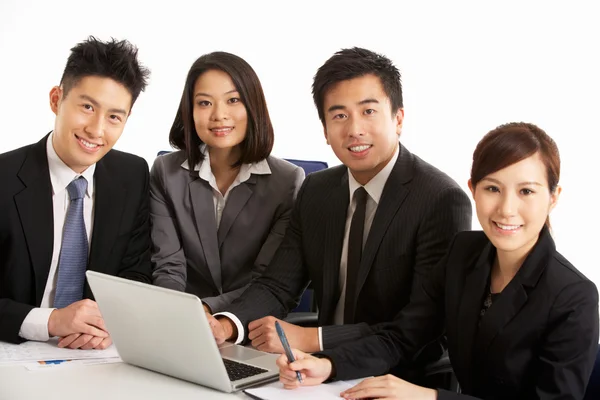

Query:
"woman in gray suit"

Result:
[[150, 52, 305, 314]]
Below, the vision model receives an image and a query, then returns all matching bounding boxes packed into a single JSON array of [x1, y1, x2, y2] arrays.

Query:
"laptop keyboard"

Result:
[[223, 358, 268, 381]]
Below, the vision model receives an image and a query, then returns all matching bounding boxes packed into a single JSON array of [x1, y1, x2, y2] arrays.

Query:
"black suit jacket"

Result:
[[0, 135, 152, 344], [322, 228, 599, 399], [225, 144, 472, 349]]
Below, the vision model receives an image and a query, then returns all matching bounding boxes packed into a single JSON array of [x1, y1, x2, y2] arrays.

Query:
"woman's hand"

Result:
[[340, 374, 438, 399]]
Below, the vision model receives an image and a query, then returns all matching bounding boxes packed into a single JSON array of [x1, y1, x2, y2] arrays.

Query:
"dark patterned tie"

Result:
[[54, 177, 89, 309], [344, 187, 367, 324]]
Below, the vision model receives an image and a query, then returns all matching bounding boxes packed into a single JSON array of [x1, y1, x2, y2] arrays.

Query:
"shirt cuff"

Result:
[[318, 326, 324, 351], [18, 308, 56, 341], [213, 311, 244, 345]]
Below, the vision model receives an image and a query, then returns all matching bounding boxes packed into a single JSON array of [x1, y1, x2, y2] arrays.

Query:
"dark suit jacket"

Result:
[[150, 150, 304, 313], [225, 144, 472, 349], [322, 227, 600, 400], [0, 135, 153, 344]]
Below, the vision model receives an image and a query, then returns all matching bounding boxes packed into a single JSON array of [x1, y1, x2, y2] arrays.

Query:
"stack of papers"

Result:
[[0, 338, 121, 370]]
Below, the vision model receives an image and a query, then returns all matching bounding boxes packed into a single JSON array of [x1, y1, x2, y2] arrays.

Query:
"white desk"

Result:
[[0, 362, 256, 400]]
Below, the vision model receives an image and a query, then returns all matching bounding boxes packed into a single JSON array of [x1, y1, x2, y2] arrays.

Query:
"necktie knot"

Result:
[[67, 177, 88, 200], [354, 187, 367, 206]]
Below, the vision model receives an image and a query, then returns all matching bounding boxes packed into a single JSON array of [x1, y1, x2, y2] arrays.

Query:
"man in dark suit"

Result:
[[0, 36, 152, 349], [208, 47, 472, 360]]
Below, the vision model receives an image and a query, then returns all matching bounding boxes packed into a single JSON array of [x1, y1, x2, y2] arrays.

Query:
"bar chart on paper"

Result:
[[0, 338, 120, 365]]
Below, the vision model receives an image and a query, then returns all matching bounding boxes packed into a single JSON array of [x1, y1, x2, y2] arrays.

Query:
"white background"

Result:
[[1, 1, 599, 286]]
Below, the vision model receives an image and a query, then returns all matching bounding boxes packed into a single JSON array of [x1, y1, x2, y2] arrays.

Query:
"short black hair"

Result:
[[169, 51, 274, 170], [60, 36, 150, 107], [312, 47, 403, 125]]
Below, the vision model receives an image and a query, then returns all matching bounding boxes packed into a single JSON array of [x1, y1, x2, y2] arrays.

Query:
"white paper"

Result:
[[0, 338, 119, 365], [245, 379, 363, 400], [23, 357, 122, 371]]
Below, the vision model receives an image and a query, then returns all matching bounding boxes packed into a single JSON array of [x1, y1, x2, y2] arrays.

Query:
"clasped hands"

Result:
[[48, 299, 112, 350]]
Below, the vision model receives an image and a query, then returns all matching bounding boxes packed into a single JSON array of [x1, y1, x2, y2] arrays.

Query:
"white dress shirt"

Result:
[[183, 146, 271, 342], [224, 146, 400, 348], [331, 145, 399, 326], [317, 146, 399, 349], [18, 133, 95, 341]]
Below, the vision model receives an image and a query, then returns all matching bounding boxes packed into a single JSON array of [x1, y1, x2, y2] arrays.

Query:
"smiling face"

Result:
[[192, 69, 248, 152], [50, 76, 131, 173], [322, 74, 403, 185], [469, 153, 561, 261]]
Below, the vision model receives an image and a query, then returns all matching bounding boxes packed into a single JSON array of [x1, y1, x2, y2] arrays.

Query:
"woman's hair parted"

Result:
[[471, 122, 561, 227]]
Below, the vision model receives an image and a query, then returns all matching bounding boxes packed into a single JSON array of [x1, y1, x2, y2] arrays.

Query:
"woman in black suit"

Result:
[[277, 122, 599, 400]]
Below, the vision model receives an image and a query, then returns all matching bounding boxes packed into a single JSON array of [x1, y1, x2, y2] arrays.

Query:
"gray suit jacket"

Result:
[[225, 144, 472, 351], [150, 151, 304, 313]]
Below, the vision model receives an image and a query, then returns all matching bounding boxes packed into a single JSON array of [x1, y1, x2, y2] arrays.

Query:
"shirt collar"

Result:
[[181, 145, 272, 184], [348, 144, 399, 205], [46, 132, 95, 197]]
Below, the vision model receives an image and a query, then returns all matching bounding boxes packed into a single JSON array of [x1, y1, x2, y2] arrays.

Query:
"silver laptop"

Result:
[[86, 270, 279, 392]]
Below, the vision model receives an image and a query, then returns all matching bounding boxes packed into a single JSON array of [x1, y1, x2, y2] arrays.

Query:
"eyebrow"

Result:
[[194, 89, 239, 99], [79, 95, 127, 116], [327, 98, 380, 113], [482, 177, 544, 186]]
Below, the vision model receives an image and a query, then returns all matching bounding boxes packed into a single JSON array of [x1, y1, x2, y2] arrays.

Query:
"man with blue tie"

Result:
[[0, 36, 152, 349]]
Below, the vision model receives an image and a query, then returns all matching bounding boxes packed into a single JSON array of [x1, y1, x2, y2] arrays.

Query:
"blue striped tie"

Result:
[[54, 177, 89, 309]]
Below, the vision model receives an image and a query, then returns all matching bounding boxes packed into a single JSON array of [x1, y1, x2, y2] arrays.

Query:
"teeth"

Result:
[[80, 138, 99, 148], [495, 222, 520, 231], [211, 128, 232, 132], [349, 145, 370, 152]]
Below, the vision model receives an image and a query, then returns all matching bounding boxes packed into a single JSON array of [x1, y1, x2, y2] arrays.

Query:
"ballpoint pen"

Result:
[[275, 321, 303, 384]]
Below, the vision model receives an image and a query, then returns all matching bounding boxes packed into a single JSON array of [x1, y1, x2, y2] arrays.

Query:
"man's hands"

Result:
[[204, 313, 318, 352], [205, 312, 237, 344], [47, 299, 111, 349], [58, 334, 112, 350], [277, 349, 332, 389], [248, 316, 319, 353]]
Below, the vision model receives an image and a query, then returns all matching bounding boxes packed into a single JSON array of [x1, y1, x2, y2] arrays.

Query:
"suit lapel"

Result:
[[319, 173, 350, 325], [14, 135, 54, 306], [455, 243, 493, 389], [89, 156, 126, 271], [217, 176, 255, 248], [474, 226, 552, 360], [189, 177, 222, 292], [474, 279, 528, 359], [353, 145, 412, 303]]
